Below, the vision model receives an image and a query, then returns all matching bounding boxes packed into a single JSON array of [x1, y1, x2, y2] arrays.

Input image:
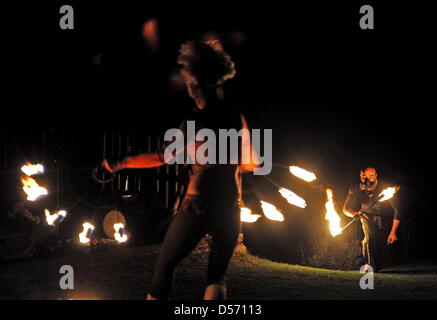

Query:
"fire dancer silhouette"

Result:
[[102, 35, 259, 299], [343, 167, 401, 272]]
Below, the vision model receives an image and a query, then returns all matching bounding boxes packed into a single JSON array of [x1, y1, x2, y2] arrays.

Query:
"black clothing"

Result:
[[148, 195, 241, 299], [343, 180, 401, 220], [343, 179, 401, 271], [360, 214, 391, 271]]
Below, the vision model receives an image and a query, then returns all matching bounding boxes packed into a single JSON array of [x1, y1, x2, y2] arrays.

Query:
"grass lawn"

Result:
[[1, 244, 436, 300]]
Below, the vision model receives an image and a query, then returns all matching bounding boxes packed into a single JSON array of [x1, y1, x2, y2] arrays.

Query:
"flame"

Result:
[[114, 223, 128, 243], [45, 209, 67, 226], [278, 187, 307, 208], [289, 166, 317, 182], [325, 189, 342, 237], [240, 207, 262, 223], [260, 201, 284, 222], [79, 222, 95, 244], [21, 176, 48, 201], [21, 162, 44, 176], [378, 186, 400, 202]]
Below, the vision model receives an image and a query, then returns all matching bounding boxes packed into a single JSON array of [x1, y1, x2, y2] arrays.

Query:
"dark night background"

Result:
[[1, 1, 435, 264]]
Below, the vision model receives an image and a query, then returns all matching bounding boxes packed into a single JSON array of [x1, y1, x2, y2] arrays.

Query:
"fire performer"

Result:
[[102, 35, 259, 299], [343, 167, 401, 272]]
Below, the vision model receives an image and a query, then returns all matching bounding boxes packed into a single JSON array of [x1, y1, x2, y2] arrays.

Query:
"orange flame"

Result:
[[240, 207, 262, 223], [114, 223, 128, 243], [378, 186, 400, 202], [79, 222, 95, 244], [289, 166, 317, 182], [325, 189, 342, 237], [21, 162, 44, 176], [260, 201, 284, 222], [278, 187, 307, 208], [21, 176, 48, 201]]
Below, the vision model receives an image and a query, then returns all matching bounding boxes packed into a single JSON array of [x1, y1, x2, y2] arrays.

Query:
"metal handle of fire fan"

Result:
[[338, 199, 380, 234]]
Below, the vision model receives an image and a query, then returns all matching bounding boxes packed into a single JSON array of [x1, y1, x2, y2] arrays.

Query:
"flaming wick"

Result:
[[240, 207, 262, 223], [114, 223, 128, 243], [79, 222, 95, 244], [21, 176, 48, 201], [325, 189, 342, 237], [378, 186, 400, 202], [21, 162, 44, 176], [279, 187, 307, 208], [289, 166, 317, 183], [260, 201, 284, 222], [45, 209, 67, 226]]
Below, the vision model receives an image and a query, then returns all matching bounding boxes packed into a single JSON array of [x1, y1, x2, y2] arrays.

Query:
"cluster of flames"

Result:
[[323, 185, 400, 237], [240, 166, 311, 223], [21, 163, 397, 240], [240, 165, 400, 238], [20, 162, 128, 244], [78, 222, 128, 244], [240, 166, 306, 223], [21, 162, 48, 201], [240, 201, 285, 223], [20, 162, 68, 226]]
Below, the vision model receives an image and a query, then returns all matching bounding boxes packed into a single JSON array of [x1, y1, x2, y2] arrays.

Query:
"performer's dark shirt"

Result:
[[343, 179, 401, 220]]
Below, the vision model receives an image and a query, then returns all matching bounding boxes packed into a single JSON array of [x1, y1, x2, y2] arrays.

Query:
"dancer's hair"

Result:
[[177, 34, 236, 89]]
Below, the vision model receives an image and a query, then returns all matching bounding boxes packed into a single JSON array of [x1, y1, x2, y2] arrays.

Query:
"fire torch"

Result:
[[338, 186, 400, 234]]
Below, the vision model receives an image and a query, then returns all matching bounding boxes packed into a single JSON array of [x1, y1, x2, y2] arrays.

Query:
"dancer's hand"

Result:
[[353, 211, 364, 220], [387, 232, 398, 245]]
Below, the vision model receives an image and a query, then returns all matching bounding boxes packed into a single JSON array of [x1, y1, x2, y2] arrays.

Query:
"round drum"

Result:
[[102, 210, 127, 239]]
